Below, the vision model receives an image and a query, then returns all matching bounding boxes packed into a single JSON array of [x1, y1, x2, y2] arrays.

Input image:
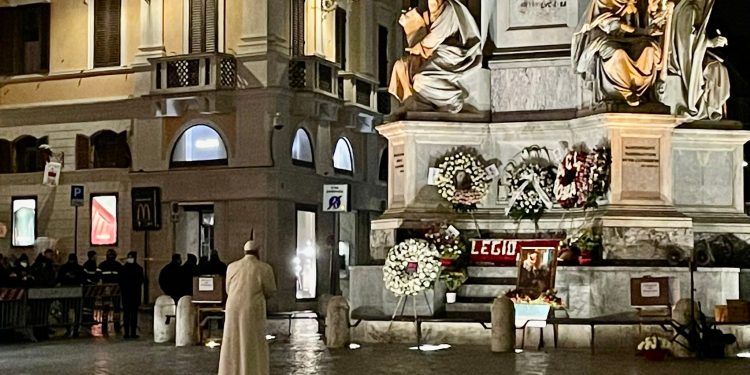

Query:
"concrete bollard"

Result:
[[325, 296, 350, 348], [672, 298, 700, 358], [154, 295, 176, 343], [491, 296, 515, 353], [176, 296, 198, 346]]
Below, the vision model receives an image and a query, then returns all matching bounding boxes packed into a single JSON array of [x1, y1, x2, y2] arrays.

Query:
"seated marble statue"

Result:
[[572, 0, 667, 106], [388, 0, 483, 113], [658, 0, 729, 121]]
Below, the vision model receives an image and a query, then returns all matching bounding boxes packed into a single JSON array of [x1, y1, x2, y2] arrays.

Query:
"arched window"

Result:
[[332, 137, 353, 174], [0, 139, 11, 174], [14, 136, 47, 173], [170, 125, 228, 168], [291, 128, 314, 167], [91, 130, 131, 169], [378, 147, 388, 182]]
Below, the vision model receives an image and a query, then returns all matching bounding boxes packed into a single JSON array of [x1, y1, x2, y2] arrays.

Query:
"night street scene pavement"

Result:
[[2, 321, 750, 375]]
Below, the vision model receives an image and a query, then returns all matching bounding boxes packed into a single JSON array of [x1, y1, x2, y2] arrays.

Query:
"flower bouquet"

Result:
[[440, 271, 468, 303], [637, 335, 671, 361], [505, 289, 564, 309]]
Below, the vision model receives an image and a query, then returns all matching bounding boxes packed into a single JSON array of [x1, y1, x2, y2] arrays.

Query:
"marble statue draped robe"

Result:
[[218, 255, 277, 375], [389, 0, 483, 113], [659, 0, 729, 121], [572, 0, 663, 106]]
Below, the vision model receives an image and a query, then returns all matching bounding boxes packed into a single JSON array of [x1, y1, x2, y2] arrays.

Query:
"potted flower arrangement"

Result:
[[424, 222, 465, 267], [637, 335, 671, 361], [440, 271, 467, 304], [559, 227, 601, 266]]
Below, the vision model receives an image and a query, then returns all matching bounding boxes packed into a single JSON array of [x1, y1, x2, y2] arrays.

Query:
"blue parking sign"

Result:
[[71, 185, 84, 206]]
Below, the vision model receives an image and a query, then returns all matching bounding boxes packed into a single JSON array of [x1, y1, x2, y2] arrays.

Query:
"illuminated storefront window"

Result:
[[91, 194, 117, 245], [12, 198, 36, 247], [171, 124, 228, 167], [294, 209, 317, 299], [333, 137, 353, 174]]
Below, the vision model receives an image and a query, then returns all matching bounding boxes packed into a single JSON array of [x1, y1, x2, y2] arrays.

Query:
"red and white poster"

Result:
[[470, 239, 561, 266]]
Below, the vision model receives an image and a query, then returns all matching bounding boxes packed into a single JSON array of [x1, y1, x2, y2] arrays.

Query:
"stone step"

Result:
[[467, 277, 516, 285], [458, 284, 510, 298], [468, 266, 517, 279], [445, 301, 491, 313]]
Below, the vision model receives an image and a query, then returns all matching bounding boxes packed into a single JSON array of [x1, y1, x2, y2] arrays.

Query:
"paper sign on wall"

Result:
[[42, 162, 62, 186], [640, 282, 660, 298], [198, 277, 215, 292], [427, 168, 442, 186]]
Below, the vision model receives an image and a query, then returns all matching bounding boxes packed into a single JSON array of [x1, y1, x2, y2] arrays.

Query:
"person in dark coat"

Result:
[[159, 254, 183, 303], [31, 250, 57, 287], [180, 254, 199, 299], [206, 250, 228, 276], [83, 250, 100, 284], [119, 251, 144, 339], [98, 249, 122, 284], [58, 254, 85, 286], [7, 254, 34, 288], [98, 249, 123, 333]]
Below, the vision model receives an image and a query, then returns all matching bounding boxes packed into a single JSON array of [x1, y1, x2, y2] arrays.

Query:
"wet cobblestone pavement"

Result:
[[2, 332, 750, 375]]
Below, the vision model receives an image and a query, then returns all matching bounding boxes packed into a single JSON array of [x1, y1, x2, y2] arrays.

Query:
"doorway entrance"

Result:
[[174, 204, 214, 260]]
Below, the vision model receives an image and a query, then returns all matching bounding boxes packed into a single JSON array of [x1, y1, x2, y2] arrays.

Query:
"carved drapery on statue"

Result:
[[389, 0, 483, 113], [572, 0, 729, 120], [659, 0, 729, 121], [572, 0, 666, 107]]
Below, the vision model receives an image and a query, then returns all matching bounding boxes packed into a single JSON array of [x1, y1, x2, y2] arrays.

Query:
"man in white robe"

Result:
[[218, 236, 277, 375]]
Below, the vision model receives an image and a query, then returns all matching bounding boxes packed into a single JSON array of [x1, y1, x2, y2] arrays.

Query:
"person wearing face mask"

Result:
[[8, 254, 33, 287], [119, 251, 144, 339]]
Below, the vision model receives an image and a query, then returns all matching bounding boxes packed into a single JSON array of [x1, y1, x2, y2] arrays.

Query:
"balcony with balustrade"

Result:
[[149, 53, 237, 95]]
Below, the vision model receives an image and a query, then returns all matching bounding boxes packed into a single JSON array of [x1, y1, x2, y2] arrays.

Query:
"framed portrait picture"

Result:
[[516, 245, 558, 298]]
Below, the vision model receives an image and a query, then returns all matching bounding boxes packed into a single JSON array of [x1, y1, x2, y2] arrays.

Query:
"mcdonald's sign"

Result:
[[131, 187, 162, 231]]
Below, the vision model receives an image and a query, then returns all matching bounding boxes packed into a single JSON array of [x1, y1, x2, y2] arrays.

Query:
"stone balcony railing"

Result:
[[149, 53, 237, 95], [288, 56, 340, 98], [338, 72, 378, 112]]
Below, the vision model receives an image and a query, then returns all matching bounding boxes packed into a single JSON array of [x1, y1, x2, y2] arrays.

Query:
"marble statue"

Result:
[[389, 0, 483, 113], [658, 0, 729, 121], [572, 0, 668, 107]]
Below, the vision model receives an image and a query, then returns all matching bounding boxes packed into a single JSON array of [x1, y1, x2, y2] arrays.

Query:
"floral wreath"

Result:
[[435, 149, 493, 213], [553, 146, 611, 209], [503, 146, 557, 222], [383, 239, 441, 296]]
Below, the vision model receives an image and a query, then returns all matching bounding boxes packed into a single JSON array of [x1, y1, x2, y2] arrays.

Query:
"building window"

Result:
[[0, 3, 50, 75], [291, 0, 306, 57], [295, 208, 317, 299], [171, 124, 228, 167], [292, 128, 314, 167], [189, 0, 218, 53], [14, 135, 48, 173], [91, 131, 131, 168], [378, 147, 388, 182], [0, 140, 11, 174], [12, 197, 36, 247], [335, 7, 347, 70], [333, 137, 354, 174], [91, 194, 118, 246], [94, 0, 122, 68]]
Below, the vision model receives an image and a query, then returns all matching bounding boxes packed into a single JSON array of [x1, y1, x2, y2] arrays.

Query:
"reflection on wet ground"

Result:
[[1, 321, 750, 375]]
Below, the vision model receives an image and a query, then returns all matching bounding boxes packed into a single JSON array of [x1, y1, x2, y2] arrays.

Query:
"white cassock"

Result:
[[218, 254, 276, 375]]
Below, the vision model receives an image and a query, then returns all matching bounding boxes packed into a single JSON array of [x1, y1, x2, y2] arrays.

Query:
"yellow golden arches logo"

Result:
[[136, 202, 152, 225]]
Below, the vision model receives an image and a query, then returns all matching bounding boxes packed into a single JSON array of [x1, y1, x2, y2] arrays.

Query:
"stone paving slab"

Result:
[[1, 334, 750, 375]]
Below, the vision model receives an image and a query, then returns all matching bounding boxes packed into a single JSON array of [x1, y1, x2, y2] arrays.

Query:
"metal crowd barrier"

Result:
[[0, 285, 121, 338]]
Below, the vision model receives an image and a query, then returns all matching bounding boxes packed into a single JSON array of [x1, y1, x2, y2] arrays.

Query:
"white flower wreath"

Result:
[[504, 146, 556, 222], [383, 239, 441, 296], [435, 151, 491, 212]]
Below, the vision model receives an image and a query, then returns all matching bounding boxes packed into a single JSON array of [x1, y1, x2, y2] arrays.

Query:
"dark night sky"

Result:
[[709, 0, 750, 122]]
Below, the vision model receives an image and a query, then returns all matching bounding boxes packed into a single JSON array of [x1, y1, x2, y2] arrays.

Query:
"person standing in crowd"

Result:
[[99, 249, 122, 284], [99, 249, 123, 333], [32, 250, 57, 287], [159, 254, 183, 303], [119, 251, 144, 339], [58, 253, 85, 337], [58, 254, 85, 286], [7, 254, 34, 287], [180, 254, 199, 298], [0, 254, 9, 286], [218, 233, 277, 375], [83, 250, 100, 284], [206, 250, 227, 276], [197, 255, 210, 275]]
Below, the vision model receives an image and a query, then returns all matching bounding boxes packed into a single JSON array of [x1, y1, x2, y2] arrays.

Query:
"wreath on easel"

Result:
[[383, 239, 441, 296], [435, 148, 493, 213], [503, 146, 557, 222]]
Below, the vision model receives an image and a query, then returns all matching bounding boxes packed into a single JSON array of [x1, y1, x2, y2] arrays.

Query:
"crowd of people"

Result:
[[158, 250, 227, 304]]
